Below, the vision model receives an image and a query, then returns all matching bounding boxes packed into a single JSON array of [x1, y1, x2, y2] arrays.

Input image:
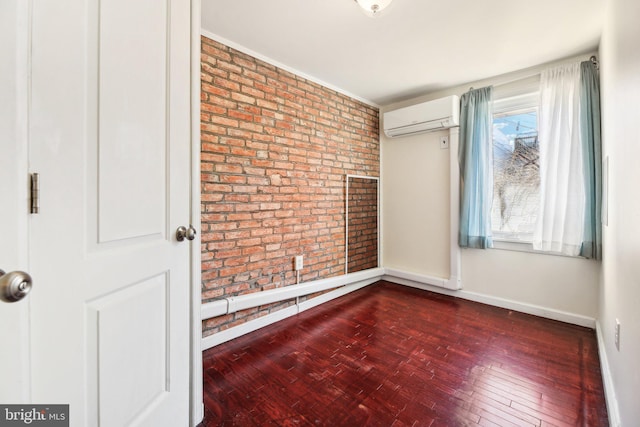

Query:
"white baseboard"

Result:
[[382, 271, 596, 329], [383, 268, 448, 289], [202, 267, 596, 349], [297, 278, 377, 313], [596, 321, 621, 427]]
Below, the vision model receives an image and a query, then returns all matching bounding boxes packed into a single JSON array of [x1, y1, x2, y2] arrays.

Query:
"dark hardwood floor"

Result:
[[201, 281, 609, 426]]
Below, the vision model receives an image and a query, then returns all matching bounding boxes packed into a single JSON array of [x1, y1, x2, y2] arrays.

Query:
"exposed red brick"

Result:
[[347, 177, 379, 273], [201, 35, 379, 336]]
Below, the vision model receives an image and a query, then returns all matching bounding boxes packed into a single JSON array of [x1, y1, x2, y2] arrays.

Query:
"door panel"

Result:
[[87, 273, 169, 426], [28, 0, 192, 425], [98, 0, 168, 243]]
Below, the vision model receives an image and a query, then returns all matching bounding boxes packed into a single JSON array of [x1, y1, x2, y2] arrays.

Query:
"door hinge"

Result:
[[30, 173, 39, 214]]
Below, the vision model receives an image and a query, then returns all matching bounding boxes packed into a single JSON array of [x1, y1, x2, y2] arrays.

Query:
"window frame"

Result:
[[491, 88, 541, 248], [489, 89, 586, 259]]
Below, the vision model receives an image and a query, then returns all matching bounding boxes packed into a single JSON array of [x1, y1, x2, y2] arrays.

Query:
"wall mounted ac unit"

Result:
[[383, 95, 460, 138]]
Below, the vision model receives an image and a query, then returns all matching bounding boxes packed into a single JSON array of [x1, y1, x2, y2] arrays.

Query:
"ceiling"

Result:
[[201, 0, 603, 106]]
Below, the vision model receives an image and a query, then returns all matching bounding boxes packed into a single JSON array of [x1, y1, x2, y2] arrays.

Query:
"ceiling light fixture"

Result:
[[354, 0, 394, 17]]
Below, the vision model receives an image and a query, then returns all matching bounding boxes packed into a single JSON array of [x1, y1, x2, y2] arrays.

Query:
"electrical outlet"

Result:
[[439, 136, 449, 149], [615, 319, 621, 351], [294, 255, 303, 271]]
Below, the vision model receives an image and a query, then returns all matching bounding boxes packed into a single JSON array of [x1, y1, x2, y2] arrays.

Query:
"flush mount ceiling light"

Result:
[[354, 0, 394, 17]]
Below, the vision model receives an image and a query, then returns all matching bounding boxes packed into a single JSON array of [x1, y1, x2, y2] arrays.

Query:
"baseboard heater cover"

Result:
[[201, 272, 382, 350], [201, 267, 385, 320]]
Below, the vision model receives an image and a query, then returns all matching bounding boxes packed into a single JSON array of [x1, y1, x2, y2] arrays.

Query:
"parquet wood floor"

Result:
[[201, 281, 609, 426]]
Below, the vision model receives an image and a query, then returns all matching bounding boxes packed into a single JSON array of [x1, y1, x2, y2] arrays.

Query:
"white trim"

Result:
[[346, 174, 381, 181], [189, 1, 203, 425], [602, 156, 609, 226], [201, 275, 381, 350], [491, 239, 587, 259], [492, 91, 540, 115], [383, 269, 596, 328], [596, 321, 621, 427], [200, 29, 378, 108], [378, 133, 385, 268], [448, 127, 462, 290], [384, 268, 449, 289], [345, 174, 380, 275], [298, 278, 376, 313]]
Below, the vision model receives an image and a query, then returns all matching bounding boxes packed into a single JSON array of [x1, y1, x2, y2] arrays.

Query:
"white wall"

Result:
[[599, 0, 640, 424], [381, 56, 601, 321], [382, 131, 451, 278], [462, 248, 598, 318]]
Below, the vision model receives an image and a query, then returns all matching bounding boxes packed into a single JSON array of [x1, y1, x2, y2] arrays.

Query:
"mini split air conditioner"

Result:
[[383, 95, 460, 138]]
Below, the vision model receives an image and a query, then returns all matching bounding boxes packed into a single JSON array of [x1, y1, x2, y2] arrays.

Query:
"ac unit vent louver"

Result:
[[383, 95, 460, 138]]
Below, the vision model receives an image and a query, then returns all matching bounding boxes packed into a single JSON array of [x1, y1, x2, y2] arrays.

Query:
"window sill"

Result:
[[492, 239, 534, 253], [491, 239, 586, 259]]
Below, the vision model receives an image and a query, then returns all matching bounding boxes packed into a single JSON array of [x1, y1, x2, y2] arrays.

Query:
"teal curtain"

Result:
[[459, 87, 494, 249], [579, 61, 602, 260]]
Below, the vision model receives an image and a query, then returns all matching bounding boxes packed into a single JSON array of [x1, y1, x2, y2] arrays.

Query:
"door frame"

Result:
[[190, 0, 204, 424], [0, 0, 31, 403]]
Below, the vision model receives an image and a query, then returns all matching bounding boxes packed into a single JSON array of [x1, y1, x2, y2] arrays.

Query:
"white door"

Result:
[[1, 0, 195, 425], [0, 0, 31, 404]]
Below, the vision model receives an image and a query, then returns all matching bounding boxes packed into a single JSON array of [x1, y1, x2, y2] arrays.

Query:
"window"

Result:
[[460, 62, 602, 258], [490, 85, 540, 243]]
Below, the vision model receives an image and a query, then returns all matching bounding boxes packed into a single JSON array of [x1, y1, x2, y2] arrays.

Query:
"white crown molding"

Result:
[[200, 29, 379, 108]]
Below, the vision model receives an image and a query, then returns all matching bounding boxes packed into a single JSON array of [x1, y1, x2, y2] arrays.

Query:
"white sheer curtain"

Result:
[[533, 62, 585, 256]]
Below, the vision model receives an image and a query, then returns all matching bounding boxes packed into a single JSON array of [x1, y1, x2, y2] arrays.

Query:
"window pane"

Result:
[[492, 110, 539, 241]]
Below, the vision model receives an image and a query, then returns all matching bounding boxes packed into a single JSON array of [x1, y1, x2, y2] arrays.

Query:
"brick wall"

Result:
[[347, 177, 379, 273], [201, 36, 380, 337]]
